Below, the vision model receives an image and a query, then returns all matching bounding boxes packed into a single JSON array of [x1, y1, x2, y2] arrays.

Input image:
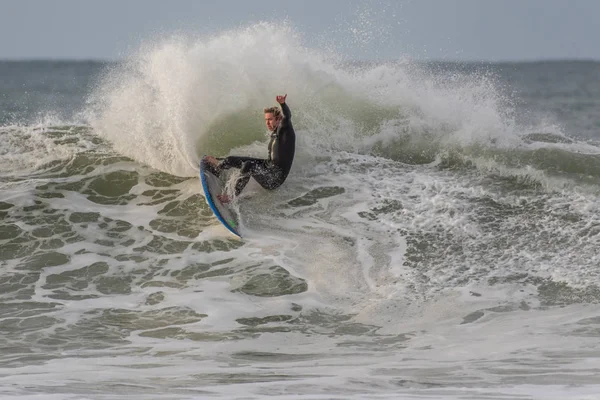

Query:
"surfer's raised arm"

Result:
[[276, 94, 291, 121]]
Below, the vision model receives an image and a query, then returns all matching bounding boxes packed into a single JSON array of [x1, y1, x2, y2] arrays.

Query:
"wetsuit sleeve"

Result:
[[280, 102, 292, 121]]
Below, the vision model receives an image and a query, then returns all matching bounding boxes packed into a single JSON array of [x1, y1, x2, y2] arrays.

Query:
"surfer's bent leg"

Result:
[[252, 166, 285, 191], [219, 156, 285, 196], [217, 156, 263, 195], [233, 159, 269, 195], [234, 159, 285, 195], [219, 156, 259, 170]]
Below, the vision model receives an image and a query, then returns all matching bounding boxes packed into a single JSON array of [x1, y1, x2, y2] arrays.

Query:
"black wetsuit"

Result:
[[219, 102, 295, 196]]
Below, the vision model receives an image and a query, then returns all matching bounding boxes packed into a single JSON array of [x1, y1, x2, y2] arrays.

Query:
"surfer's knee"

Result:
[[240, 160, 256, 174]]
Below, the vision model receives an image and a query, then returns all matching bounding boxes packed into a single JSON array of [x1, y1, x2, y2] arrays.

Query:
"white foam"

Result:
[[0, 123, 98, 177]]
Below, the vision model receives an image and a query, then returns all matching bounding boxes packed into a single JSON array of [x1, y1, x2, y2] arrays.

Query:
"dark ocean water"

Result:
[[1, 26, 600, 399]]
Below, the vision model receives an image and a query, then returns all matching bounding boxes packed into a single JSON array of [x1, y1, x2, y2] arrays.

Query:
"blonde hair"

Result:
[[263, 106, 281, 118]]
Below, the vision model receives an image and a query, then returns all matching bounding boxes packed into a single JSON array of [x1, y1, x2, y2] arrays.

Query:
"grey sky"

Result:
[[0, 0, 597, 61]]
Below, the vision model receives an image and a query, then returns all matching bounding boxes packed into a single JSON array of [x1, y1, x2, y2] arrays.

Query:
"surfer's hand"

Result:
[[276, 94, 287, 104]]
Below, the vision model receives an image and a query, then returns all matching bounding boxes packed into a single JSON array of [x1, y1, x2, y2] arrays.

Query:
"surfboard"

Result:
[[199, 157, 241, 237]]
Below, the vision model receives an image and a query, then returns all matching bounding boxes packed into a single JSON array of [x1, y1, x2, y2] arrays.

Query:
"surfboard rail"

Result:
[[199, 157, 241, 237]]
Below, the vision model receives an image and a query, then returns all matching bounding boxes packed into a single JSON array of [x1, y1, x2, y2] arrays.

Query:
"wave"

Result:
[[84, 22, 600, 188]]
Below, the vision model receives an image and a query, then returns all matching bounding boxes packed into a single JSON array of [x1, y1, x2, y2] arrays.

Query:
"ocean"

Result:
[[1, 24, 600, 399]]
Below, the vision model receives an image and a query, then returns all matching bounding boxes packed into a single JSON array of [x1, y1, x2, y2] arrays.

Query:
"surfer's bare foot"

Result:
[[216, 193, 230, 203], [204, 156, 219, 166]]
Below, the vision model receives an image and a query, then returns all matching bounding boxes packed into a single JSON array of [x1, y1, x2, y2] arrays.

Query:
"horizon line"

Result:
[[1, 57, 599, 64]]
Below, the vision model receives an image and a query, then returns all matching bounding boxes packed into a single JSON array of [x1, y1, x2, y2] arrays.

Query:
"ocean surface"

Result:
[[2, 24, 600, 400]]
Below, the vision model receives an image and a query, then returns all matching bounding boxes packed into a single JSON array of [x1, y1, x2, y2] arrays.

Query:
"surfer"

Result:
[[204, 94, 295, 203]]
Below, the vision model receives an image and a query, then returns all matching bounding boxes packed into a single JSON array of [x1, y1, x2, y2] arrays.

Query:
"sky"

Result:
[[0, 0, 597, 61]]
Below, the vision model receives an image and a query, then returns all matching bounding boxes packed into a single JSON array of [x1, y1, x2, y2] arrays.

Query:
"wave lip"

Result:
[[83, 22, 532, 177]]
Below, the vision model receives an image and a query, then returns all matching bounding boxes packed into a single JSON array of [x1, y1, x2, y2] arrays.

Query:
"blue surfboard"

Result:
[[199, 157, 241, 237]]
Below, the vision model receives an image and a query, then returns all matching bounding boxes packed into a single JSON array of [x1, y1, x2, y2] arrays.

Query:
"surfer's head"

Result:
[[264, 106, 282, 131]]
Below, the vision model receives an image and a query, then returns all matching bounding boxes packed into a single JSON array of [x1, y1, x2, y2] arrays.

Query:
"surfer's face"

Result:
[[264, 112, 280, 131]]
